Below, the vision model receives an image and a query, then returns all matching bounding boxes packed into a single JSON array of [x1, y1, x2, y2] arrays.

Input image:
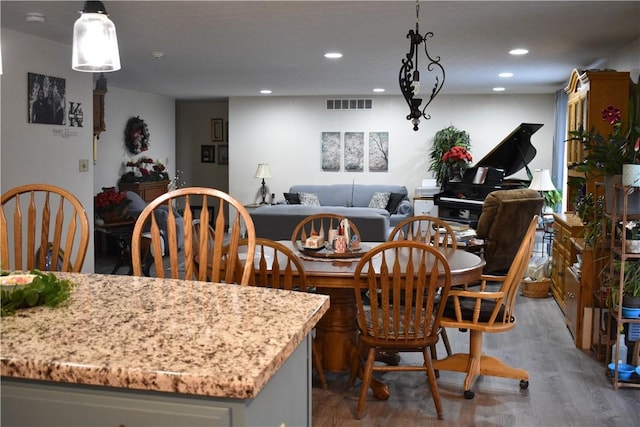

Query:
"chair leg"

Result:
[[355, 348, 376, 420], [423, 348, 444, 420], [311, 340, 327, 390], [440, 327, 452, 356]]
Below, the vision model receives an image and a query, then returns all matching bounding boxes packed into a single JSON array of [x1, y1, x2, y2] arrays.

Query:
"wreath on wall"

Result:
[[124, 116, 150, 154]]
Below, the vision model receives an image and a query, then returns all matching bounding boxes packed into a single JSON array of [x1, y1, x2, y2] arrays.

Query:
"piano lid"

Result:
[[474, 123, 542, 177]]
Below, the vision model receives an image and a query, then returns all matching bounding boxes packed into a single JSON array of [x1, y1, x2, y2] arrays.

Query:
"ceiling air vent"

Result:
[[326, 99, 373, 110]]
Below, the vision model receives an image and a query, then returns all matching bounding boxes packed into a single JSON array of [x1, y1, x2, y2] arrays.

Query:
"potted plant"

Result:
[[575, 192, 606, 248], [119, 156, 170, 184], [623, 220, 640, 253], [429, 126, 471, 187], [94, 187, 131, 223], [542, 189, 562, 213]]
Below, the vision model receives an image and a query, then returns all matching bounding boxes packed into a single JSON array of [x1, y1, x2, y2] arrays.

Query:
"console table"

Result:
[[119, 180, 169, 203]]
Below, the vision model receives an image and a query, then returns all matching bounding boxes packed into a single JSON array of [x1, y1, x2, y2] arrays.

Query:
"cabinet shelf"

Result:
[[605, 184, 640, 390]]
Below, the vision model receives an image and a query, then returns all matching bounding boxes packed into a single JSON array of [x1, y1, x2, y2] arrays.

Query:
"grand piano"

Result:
[[434, 123, 543, 227]]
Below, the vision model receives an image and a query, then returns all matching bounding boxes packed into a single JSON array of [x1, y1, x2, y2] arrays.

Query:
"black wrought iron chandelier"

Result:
[[399, 0, 445, 131]]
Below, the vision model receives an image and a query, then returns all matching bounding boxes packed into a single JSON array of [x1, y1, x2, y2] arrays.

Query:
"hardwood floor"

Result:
[[310, 295, 640, 426], [95, 238, 639, 426]]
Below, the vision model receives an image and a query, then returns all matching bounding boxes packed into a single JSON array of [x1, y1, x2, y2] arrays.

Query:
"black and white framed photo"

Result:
[[28, 72, 66, 125], [201, 145, 215, 163], [218, 145, 229, 165], [211, 118, 223, 142]]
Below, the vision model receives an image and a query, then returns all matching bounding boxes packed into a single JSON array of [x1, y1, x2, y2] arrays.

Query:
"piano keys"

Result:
[[434, 123, 543, 227]]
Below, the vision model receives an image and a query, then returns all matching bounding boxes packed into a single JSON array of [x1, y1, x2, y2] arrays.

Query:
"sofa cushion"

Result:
[[299, 192, 321, 206], [368, 191, 391, 209], [283, 192, 301, 204], [385, 192, 405, 213]]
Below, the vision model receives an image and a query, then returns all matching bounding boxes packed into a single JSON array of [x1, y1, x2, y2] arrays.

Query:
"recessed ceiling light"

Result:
[[324, 52, 343, 59], [509, 48, 529, 56], [498, 72, 514, 78], [373, 88, 385, 93], [493, 87, 506, 92], [151, 52, 164, 60], [260, 89, 272, 94], [25, 12, 46, 23]]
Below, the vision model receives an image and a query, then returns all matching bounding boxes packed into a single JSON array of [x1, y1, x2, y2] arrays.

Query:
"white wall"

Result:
[[93, 87, 176, 192], [175, 100, 228, 191], [1, 29, 95, 272], [228, 94, 555, 204], [606, 37, 640, 82]]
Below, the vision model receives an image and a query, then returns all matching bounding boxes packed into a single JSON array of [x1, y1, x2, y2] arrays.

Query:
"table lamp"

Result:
[[529, 169, 556, 193], [254, 163, 272, 205]]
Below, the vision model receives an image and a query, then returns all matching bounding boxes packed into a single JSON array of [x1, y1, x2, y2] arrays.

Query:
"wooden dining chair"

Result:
[[220, 237, 327, 389], [291, 213, 361, 252], [131, 187, 255, 284], [1, 183, 90, 272], [388, 215, 457, 250], [348, 240, 451, 420], [435, 216, 538, 399], [388, 215, 456, 360]]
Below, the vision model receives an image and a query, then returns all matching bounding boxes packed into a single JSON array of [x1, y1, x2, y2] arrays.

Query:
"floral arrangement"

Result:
[[124, 116, 150, 154], [119, 156, 170, 183], [94, 187, 130, 220], [442, 145, 473, 167]]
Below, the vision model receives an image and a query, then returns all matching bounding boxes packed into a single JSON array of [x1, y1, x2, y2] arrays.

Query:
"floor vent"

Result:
[[326, 99, 373, 110]]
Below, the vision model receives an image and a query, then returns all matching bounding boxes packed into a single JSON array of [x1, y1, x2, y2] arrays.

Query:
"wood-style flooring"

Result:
[[95, 242, 639, 427]]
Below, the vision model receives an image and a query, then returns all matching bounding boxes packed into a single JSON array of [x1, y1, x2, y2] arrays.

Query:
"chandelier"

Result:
[[399, 0, 445, 131]]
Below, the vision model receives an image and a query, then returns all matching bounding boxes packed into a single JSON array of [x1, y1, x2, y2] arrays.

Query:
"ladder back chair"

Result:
[[1, 184, 89, 272], [221, 237, 327, 388], [349, 240, 452, 420], [435, 216, 538, 399], [388, 215, 456, 359], [131, 187, 255, 284]]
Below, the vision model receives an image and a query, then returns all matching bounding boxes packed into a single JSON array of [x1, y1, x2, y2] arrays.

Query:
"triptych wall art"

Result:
[[321, 131, 389, 172]]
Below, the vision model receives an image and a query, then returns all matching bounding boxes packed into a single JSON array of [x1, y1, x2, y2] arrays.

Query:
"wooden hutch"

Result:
[[552, 69, 630, 349]]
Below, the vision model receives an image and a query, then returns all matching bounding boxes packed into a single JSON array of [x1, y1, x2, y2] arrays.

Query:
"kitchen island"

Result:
[[1, 273, 329, 427]]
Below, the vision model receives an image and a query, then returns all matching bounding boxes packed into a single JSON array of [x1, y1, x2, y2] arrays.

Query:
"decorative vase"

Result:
[[99, 207, 128, 223], [622, 164, 640, 187], [448, 166, 464, 182]]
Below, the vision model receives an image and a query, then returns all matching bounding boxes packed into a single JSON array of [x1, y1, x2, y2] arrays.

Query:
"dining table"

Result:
[[279, 240, 486, 398]]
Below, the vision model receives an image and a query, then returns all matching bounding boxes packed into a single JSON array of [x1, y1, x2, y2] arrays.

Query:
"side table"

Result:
[[95, 219, 136, 274]]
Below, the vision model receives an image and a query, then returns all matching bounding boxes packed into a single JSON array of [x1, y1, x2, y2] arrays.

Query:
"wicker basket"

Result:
[[522, 278, 551, 298]]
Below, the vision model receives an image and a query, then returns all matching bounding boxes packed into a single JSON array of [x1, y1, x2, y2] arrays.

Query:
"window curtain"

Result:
[[552, 89, 568, 212]]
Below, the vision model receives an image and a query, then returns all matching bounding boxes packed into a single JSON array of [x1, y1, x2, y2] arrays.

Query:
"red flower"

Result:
[[442, 146, 472, 164], [601, 105, 621, 125]]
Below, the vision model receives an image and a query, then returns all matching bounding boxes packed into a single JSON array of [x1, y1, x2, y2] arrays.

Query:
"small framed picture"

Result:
[[211, 118, 223, 142], [201, 145, 215, 163], [219, 145, 229, 165]]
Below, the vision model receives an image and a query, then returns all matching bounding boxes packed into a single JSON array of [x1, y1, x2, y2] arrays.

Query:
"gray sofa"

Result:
[[249, 184, 413, 242]]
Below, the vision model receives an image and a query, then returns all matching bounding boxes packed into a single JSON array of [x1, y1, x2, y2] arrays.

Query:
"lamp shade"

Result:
[[72, 1, 121, 72], [254, 163, 272, 179], [529, 169, 556, 192]]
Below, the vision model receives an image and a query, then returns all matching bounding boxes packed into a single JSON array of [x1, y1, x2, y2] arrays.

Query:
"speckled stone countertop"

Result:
[[1, 273, 329, 399]]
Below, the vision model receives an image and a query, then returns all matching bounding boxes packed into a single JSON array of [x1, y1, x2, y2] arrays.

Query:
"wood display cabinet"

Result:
[[551, 213, 583, 311], [564, 69, 630, 208], [118, 180, 169, 203]]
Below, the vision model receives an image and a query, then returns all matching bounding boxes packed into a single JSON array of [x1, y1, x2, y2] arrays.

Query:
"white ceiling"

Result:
[[2, 1, 639, 100]]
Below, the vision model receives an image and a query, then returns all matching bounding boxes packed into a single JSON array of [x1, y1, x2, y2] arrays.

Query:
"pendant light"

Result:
[[72, 1, 121, 72]]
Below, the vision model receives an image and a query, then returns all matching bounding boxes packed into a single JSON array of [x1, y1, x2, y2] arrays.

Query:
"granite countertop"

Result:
[[1, 273, 329, 399]]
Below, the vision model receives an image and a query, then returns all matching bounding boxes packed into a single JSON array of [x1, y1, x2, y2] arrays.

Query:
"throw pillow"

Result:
[[283, 192, 301, 204], [368, 192, 391, 209], [385, 192, 405, 213], [299, 192, 321, 206]]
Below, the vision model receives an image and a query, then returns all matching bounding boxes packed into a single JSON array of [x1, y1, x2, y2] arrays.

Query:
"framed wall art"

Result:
[[369, 131, 389, 172], [211, 118, 223, 142], [321, 132, 341, 171], [219, 145, 229, 165], [28, 72, 67, 125], [345, 132, 364, 172], [201, 145, 215, 163]]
